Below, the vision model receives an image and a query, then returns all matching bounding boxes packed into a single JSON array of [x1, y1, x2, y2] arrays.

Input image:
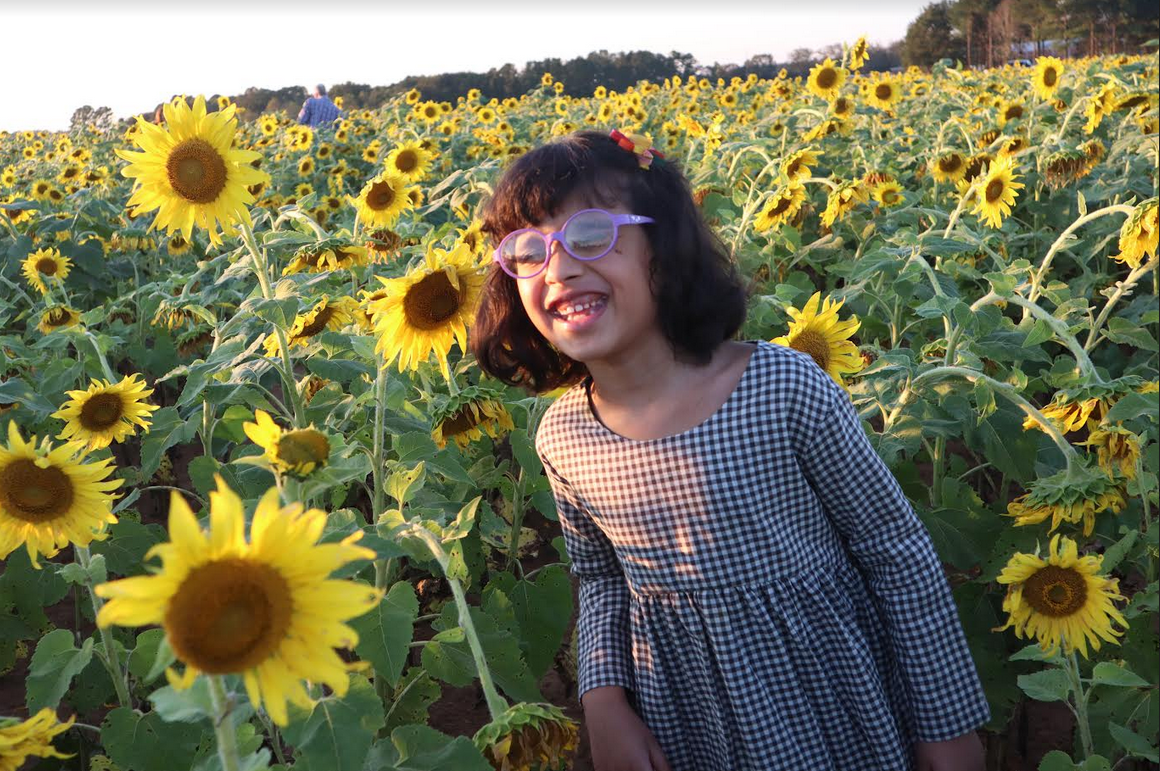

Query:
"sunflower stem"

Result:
[[968, 291, 1101, 382], [1064, 651, 1096, 759], [1026, 204, 1136, 313], [207, 675, 243, 771], [83, 332, 118, 383], [372, 356, 389, 523], [1084, 254, 1159, 353], [941, 191, 970, 239], [405, 525, 509, 721], [75, 547, 131, 708], [255, 709, 288, 766], [505, 467, 528, 571]]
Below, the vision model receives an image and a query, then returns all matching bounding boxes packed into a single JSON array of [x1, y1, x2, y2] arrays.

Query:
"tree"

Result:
[[904, 2, 968, 67], [69, 105, 114, 133]]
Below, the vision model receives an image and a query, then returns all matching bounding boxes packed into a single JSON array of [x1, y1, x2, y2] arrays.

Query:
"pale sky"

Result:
[[4, 1, 928, 132]]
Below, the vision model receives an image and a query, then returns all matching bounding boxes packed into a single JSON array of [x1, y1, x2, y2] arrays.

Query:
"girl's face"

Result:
[[513, 191, 661, 367]]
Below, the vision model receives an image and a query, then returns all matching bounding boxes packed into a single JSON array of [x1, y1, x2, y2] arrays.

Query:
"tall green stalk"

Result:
[[74, 547, 131, 708], [208, 675, 242, 771]]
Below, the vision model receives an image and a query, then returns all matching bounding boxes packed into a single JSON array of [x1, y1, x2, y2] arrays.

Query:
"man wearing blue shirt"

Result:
[[297, 84, 342, 127]]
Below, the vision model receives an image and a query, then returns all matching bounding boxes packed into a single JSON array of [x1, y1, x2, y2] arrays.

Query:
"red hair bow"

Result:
[[609, 129, 664, 170]]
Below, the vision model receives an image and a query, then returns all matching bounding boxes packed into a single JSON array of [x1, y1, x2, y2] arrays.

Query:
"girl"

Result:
[[470, 129, 990, 771]]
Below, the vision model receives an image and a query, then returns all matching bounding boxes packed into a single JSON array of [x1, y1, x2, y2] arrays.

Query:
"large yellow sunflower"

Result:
[[95, 478, 381, 726], [116, 95, 269, 246], [21, 247, 72, 294], [752, 183, 806, 233], [866, 78, 900, 111], [370, 243, 485, 380], [242, 410, 330, 475], [384, 141, 432, 182], [806, 58, 847, 102], [771, 291, 863, 388], [993, 534, 1128, 659], [971, 154, 1024, 229], [1032, 57, 1065, 101], [0, 423, 121, 567], [52, 373, 160, 450], [350, 170, 413, 229]]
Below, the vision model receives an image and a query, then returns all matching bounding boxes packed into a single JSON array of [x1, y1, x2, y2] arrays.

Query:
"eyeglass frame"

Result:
[[491, 208, 655, 279]]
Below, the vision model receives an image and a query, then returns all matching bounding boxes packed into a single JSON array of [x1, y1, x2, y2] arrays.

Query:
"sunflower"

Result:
[[971, 154, 1023, 229], [1005, 465, 1126, 537], [51, 374, 159, 451], [830, 95, 856, 119], [370, 243, 485, 380], [350, 170, 412, 229], [259, 115, 279, 136], [931, 152, 967, 184], [781, 148, 821, 183], [771, 292, 863, 388], [1112, 199, 1158, 269], [283, 241, 369, 275], [430, 386, 515, 450], [1022, 393, 1108, 434], [753, 183, 806, 233], [37, 306, 80, 335], [1078, 426, 1141, 481], [848, 36, 870, 70], [414, 101, 442, 123], [242, 410, 330, 475], [263, 296, 360, 355], [993, 534, 1128, 659], [866, 78, 900, 111], [0, 708, 76, 768], [806, 58, 847, 101], [20, 247, 71, 294], [0, 423, 121, 568], [872, 181, 904, 207], [1083, 81, 1118, 134], [473, 702, 579, 771], [296, 156, 315, 176], [384, 141, 432, 182], [1032, 57, 1065, 101], [95, 477, 380, 726], [405, 87, 422, 104], [116, 95, 268, 247], [820, 181, 868, 228]]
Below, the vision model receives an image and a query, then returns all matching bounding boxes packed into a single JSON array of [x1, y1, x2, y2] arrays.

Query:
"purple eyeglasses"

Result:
[[492, 208, 654, 279]]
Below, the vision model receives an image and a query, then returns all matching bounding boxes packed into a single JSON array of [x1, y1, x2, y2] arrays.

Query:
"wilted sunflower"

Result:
[[806, 58, 846, 101], [0, 708, 76, 768], [771, 291, 863, 388], [1083, 81, 1118, 134], [1041, 148, 1088, 190], [1005, 464, 1126, 537], [473, 702, 579, 771], [1032, 57, 1065, 101], [1024, 390, 1111, 435], [993, 534, 1128, 659], [37, 306, 80, 335], [866, 78, 900, 111], [95, 478, 380, 726], [384, 141, 432, 182], [1112, 199, 1158, 269], [753, 183, 806, 233], [263, 295, 360, 355], [848, 36, 870, 70], [370, 243, 485, 380], [283, 241, 369, 275], [1078, 425, 1141, 481], [0, 423, 121, 567], [931, 152, 967, 184], [971, 154, 1023, 229], [242, 410, 330, 475], [21, 247, 71, 294], [821, 181, 867, 228], [116, 95, 268, 246], [351, 170, 412, 229], [52, 374, 159, 451], [431, 386, 515, 450], [780, 148, 820, 183]]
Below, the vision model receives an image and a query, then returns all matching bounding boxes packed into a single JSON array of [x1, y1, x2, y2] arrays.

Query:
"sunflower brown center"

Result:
[[276, 429, 330, 467], [815, 68, 837, 90], [441, 406, 482, 438], [394, 151, 418, 173], [36, 258, 58, 275], [790, 329, 832, 371], [785, 159, 802, 177], [985, 179, 1005, 203], [875, 84, 892, 100], [403, 271, 462, 330], [0, 459, 75, 523], [79, 393, 125, 430], [881, 189, 900, 204], [1023, 565, 1087, 617], [297, 306, 335, 338], [1043, 68, 1058, 87], [938, 155, 963, 173], [165, 558, 293, 673], [366, 181, 397, 211], [768, 196, 793, 218], [167, 139, 228, 204], [44, 308, 71, 327]]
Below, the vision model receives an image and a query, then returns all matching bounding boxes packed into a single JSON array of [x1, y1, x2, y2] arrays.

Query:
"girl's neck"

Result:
[[584, 332, 703, 409]]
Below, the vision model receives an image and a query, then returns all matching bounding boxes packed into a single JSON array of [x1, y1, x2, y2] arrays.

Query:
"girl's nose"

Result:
[[544, 238, 581, 282]]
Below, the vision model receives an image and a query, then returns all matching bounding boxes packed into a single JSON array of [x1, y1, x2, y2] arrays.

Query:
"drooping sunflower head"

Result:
[[1112, 199, 1158, 270], [1078, 425, 1141, 482], [351, 170, 412, 229], [0, 422, 122, 567], [1004, 464, 1127, 538], [820, 180, 867, 228], [0, 707, 76, 767], [116, 95, 269, 246], [770, 291, 863, 388], [37, 306, 81, 335], [1032, 57, 1065, 101], [781, 148, 821, 183], [370, 243, 486, 380], [993, 533, 1129, 659], [430, 385, 516, 450], [21, 247, 72, 294], [473, 702, 579, 771], [848, 36, 870, 70], [806, 58, 847, 101], [242, 410, 331, 476], [51, 373, 160, 451], [753, 183, 807, 233], [95, 477, 381, 725], [384, 141, 433, 182], [265, 295, 360, 355]]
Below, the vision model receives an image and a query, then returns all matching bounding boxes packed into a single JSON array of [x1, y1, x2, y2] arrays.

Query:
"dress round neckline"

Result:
[[582, 340, 762, 444]]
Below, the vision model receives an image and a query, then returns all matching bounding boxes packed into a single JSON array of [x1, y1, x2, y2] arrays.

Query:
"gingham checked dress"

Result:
[[535, 340, 991, 771]]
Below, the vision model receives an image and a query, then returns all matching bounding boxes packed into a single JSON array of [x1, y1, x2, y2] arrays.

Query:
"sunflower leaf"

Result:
[[1090, 662, 1150, 689], [365, 725, 491, 771], [100, 706, 203, 771], [282, 674, 385, 771], [352, 581, 418, 690], [1017, 668, 1072, 702], [25, 629, 94, 712], [1107, 722, 1158, 762]]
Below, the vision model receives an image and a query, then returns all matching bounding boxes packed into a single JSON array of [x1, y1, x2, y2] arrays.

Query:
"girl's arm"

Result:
[[792, 369, 991, 745]]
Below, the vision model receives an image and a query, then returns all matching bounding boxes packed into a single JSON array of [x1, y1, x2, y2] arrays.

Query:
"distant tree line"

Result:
[[902, 0, 1160, 67]]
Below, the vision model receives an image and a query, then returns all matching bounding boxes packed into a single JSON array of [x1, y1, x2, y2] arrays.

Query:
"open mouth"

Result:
[[549, 294, 608, 324]]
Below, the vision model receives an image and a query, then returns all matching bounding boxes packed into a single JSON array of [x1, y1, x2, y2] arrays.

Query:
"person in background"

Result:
[[297, 84, 342, 127]]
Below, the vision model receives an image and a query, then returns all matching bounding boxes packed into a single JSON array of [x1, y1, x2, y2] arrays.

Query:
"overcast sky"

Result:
[[5, 1, 929, 132]]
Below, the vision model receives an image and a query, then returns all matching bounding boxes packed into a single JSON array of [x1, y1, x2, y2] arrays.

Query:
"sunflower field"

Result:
[[1, 43, 1158, 771]]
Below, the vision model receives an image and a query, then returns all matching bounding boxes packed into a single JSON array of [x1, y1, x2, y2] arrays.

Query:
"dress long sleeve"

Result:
[[793, 373, 992, 743], [539, 452, 636, 702]]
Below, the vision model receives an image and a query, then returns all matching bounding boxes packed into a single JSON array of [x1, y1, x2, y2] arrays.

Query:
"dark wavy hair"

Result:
[[470, 130, 747, 393]]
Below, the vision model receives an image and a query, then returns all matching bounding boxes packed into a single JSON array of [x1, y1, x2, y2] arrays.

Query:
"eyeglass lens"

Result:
[[499, 210, 616, 276]]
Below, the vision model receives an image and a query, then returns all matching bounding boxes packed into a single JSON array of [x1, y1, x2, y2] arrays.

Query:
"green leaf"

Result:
[[1104, 317, 1159, 351], [1009, 644, 1060, 663], [366, 725, 492, 771], [140, 406, 198, 478], [442, 496, 481, 542], [382, 667, 441, 735], [973, 379, 997, 424], [127, 628, 172, 685], [26, 629, 94, 712], [92, 520, 166, 577], [1100, 529, 1138, 573], [252, 296, 299, 330], [1090, 662, 1150, 688], [485, 564, 573, 679], [422, 604, 542, 702], [386, 462, 426, 506], [352, 581, 418, 690], [282, 674, 385, 771], [1106, 392, 1156, 423], [148, 676, 215, 722], [1022, 318, 1055, 348], [1107, 721, 1159, 762], [508, 429, 542, 476], [101, 706, 204, 771], [1038, 750, 1078, 771], [986, 271, 1017, 296], [1017, 668, 1072, 702]]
